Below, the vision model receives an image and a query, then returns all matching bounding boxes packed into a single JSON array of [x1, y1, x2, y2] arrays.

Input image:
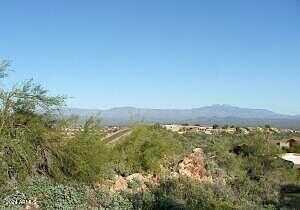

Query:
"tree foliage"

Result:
[[0, 59, 66, 185]]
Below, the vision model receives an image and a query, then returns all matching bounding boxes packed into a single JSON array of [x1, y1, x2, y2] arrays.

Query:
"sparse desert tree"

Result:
[[265, 124, 271, 129], [222, 124, 229, 129], [212, 124, 219, 129], [0, 60, 66, 136], [0, 59, 67, 184]]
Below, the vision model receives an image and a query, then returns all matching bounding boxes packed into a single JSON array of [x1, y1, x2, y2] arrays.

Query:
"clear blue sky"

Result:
[[1, 0, 300, 114]]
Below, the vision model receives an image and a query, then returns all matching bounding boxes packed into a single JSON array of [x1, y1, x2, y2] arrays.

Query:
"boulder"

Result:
[[110, 175, 128, 192], [178, 148, 208, 181], [110, 173, 160, 192]]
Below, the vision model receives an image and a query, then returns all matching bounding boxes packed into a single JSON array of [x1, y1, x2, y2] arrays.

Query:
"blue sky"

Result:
[[1, 0, 300, 114]]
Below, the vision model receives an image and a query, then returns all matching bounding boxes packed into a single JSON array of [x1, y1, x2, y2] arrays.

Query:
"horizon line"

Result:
[[63, 104, 299, 116]]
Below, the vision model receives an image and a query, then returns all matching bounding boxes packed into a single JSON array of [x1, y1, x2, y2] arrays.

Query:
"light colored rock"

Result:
[[110, 173, 160, 193], [192, 148, 203, 153], [126, 173, 145, 182], [23, 199, 39, 210], [178, 148, 208, 181], [110, 175, 128, 192], [110, 147, 211, 192]]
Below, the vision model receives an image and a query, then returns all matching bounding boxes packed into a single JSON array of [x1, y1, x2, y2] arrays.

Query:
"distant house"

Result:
[[163, 124, 183, 132], [272, 138, 300, 150], [280, 153, 300, 169], [225, 128, 236, 134], [270, 127, 280, 133], [163, 124, 213, 134]]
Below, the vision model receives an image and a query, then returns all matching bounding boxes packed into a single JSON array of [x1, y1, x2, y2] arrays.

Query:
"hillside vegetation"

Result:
[[0, 60, 299, 209]]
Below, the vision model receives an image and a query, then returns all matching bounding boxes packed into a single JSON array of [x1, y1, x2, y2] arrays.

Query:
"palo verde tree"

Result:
[[0, 59, 66, 184], [0, 60, 66, 137]]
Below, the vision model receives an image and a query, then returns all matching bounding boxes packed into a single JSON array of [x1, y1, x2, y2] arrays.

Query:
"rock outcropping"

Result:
[[110, 173, 159, 192], [109, 147, 210, 192], [178, 148, 209, 181]]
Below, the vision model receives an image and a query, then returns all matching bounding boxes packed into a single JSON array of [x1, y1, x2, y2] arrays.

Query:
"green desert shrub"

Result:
[[20, 177, 87, 209], [145, 177, 238, 210], [112, 125, 186, 174], [1, 191, 28, 208], [93, 190, 134, 210], [59, 130, 113, 183], [0, 177, 88, 209]]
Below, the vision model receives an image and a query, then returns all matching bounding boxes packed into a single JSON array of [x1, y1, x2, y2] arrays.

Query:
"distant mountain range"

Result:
[[61, 105, 300, 129]]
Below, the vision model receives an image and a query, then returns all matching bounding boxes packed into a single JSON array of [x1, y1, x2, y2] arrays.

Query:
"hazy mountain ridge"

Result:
[[61, 105, 300, 128]]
